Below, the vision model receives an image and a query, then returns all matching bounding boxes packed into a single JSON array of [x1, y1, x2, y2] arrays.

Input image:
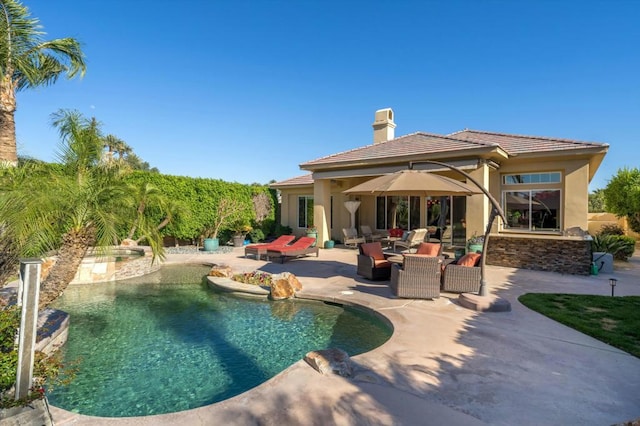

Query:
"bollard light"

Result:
[[609, 278, 617, 297]]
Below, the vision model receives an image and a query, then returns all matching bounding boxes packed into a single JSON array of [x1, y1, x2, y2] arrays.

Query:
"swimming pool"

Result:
[[48, 265, 392, 417]]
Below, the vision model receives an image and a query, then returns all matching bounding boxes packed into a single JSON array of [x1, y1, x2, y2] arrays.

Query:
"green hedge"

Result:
[[122, 172, 277, 242]]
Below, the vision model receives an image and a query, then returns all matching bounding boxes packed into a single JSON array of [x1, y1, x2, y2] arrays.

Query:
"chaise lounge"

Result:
[[266, 236, 319, 263], [244, 235, 296, 260]]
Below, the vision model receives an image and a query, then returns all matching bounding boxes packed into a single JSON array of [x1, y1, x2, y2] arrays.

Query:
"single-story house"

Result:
[[270, 108, 608, 274]]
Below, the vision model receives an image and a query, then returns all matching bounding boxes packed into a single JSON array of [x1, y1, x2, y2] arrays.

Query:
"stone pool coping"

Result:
[[206, 276, 270, 296], [45, 246, 640, 426]]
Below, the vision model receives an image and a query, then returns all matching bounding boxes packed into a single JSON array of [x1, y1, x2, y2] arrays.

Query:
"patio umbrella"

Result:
[[343, 170, 482, 197]]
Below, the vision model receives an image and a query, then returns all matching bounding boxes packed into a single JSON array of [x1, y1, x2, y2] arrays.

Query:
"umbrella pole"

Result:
[[479, 208, 498, 297]]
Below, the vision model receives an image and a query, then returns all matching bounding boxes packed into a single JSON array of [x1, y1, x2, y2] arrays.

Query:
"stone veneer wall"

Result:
[[486, 235, 591, 275], [114, 251, 161, 281]]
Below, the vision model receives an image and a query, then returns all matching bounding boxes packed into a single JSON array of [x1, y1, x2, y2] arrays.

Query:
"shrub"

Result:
[[591, 234, 636, 261], [598, 224, 624, 236], [248, 228, 264, 243], [274, 224, 292, 237], [614, 235, 637, 261], [0, 306, 77, 407]]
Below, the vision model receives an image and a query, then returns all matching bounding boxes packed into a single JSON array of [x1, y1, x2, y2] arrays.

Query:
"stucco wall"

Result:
[[486, 235, 591, 275], [588, 212, 640, 241]]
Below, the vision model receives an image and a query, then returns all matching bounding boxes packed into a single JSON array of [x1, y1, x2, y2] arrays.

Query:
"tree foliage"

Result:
[[603, 167, 640, 233], [0, 0, 86, 164], [121, 171, 276, 243], [0, 110, 167, 306], [588, 189, 606, 213]]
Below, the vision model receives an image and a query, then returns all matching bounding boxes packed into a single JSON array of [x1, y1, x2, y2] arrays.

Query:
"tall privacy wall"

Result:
[[486, 235, 592, 275]]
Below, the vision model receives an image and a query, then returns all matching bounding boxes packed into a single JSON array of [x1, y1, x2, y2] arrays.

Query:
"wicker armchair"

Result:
[[357, 242, 392, 280], [441, 253, 481, 293], [389, 254, 441, 299]]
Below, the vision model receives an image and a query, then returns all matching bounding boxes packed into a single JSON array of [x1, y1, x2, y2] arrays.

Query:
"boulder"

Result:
[[271, 272, 302, 291], [304, 348, 352, 377], [208, 264, 232, 278], [120, 238, 138, 247], [270, 278, 296, 300]]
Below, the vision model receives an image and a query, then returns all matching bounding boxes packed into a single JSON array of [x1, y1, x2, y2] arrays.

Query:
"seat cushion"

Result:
[[457, 253, 481, 267], [373, 259, 391, 268], [360, 242, 385, 260], [401, 231, 410, 241]]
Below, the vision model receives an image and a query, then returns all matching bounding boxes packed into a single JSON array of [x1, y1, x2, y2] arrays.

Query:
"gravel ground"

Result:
[[164, 245, 234, 255]]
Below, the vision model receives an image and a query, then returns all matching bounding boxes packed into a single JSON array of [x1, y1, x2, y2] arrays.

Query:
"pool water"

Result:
[[48, 265, 392, 417]]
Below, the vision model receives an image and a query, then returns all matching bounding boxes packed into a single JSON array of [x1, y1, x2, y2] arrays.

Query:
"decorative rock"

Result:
[[304, 348, 352, 377], [270, 278, 296, 300], [120, 238, 138, 246], [208, 264, 232, 277], [271, 272, 302, 291]]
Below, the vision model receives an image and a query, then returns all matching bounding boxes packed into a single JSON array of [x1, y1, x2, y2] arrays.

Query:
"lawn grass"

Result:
[[518, 293, 640, 358]]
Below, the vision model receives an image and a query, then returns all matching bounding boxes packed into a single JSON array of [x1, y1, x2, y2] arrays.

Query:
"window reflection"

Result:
[[504, 190, 560, 231]]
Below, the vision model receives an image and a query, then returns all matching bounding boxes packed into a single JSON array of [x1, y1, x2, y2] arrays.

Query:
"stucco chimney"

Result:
[[372, 108, 396, 144]]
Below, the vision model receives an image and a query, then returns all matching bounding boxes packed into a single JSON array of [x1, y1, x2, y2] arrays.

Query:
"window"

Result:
[[503, 190, 560, 231], [375, 196, 420, 230], [503, 172, 561, 185], [298, 196, 313, 229]]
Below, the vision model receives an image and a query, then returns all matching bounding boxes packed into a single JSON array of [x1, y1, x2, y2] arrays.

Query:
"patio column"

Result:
[[466, 163, 490, 238], [313, 178, 331, 246]]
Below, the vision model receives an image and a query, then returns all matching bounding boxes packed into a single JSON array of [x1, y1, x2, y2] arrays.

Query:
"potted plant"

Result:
[[232, 221, 252, 247], [202, 198, 244, 251], [306, 226, 318, 247], [467, 233, 485, 254]]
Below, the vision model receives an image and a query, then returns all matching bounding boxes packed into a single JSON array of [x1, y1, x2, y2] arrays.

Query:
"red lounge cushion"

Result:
[[360, 242, 385, 260], [457, 253, 481, 267], [416, 242, 440, 256]]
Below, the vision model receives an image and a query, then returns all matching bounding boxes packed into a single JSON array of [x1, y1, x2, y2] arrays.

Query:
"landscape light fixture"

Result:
[[609, 278, 617, 297]]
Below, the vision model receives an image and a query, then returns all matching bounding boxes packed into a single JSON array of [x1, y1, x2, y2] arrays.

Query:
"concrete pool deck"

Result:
[[48, 246, 640, 425]]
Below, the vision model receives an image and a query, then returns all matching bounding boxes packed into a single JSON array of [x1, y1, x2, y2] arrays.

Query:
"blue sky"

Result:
[[15, 1, 639, 190]]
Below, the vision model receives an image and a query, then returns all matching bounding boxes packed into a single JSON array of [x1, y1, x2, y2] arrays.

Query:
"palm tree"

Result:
[[0, 110, 164, 308], [125, 181, 182, 249], [0, 0, 86, 165]]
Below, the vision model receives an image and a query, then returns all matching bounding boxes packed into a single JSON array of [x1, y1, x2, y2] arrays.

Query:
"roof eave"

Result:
[[300, 146, 503, 172]]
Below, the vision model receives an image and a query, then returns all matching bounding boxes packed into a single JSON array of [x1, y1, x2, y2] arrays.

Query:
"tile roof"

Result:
[[272, 128, 609, 187], [300, 132, 496, 167], [269, 173, 313, 187], [449, 130, 608, 155], [300, 129, 608, 168]]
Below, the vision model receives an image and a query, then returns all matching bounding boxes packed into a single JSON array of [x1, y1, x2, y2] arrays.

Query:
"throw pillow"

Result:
[[457, 253, 481, 267], [416, 242, 440, 256]]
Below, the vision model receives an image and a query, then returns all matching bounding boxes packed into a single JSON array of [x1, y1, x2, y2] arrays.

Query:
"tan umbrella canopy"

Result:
[[343, 170, 482, 197]]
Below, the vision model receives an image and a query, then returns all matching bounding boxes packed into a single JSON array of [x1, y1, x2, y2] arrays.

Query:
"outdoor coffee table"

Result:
[[381, 236, 401, 248]]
